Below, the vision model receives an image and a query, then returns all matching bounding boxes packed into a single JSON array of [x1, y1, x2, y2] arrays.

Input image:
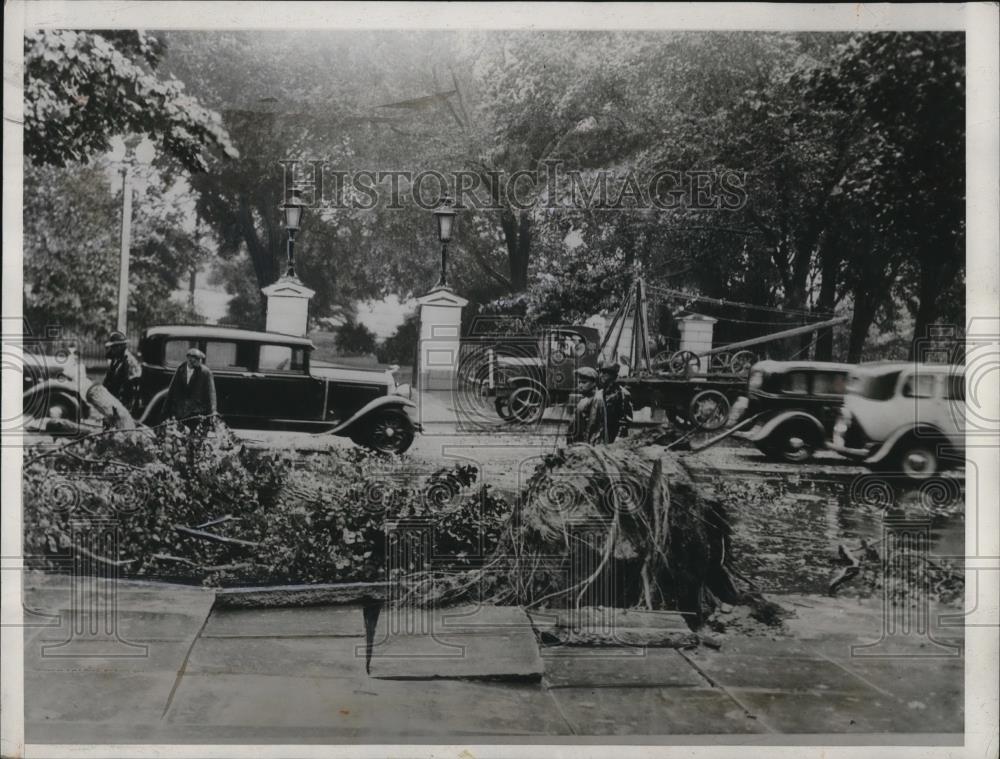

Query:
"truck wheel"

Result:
[[508, 385, 546, 424], [360, 409, 415, 454], [896, 442, 939, 481], [688, 390, 730, 431], [494, 397, 514, 422], [729, 351, 756, 377]]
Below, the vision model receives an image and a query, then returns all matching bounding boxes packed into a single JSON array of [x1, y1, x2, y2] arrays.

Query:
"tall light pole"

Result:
[[281, 186, 305, 278], [111, 138, 154, 334], [116, 164, 133, 333], [432, 194, 456, 288]]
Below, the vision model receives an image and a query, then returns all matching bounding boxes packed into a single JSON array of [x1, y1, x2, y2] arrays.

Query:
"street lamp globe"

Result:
[[282, 186, 305, 232], [433, 194, 456, 243]]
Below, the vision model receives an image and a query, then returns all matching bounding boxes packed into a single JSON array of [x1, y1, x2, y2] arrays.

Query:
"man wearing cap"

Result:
[[566, 366, 599, 444], [164, 347, 217, 427], [595, 362, 633, 444], [102, 331, 142, 414]]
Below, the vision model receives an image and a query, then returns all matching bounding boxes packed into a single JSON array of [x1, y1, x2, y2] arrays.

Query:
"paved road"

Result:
[[233, 423, 871, 495]]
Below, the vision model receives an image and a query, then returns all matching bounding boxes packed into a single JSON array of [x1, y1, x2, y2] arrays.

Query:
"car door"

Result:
[[201, 339, 258, 427], [252, 344, 327, 429], [809, 370, 848, 432]]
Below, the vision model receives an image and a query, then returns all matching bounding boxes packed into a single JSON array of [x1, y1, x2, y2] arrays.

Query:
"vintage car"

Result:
[[464, 325, 601, 424], [132, 326, 417, 453], [735, 360, 853, 462], [829, 362, 964, 480]]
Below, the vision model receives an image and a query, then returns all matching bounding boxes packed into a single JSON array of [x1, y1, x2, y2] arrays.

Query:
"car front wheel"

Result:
[[774, 423, 817, 463], [358, 409, 415, 454], [897, 443, 938, 480]]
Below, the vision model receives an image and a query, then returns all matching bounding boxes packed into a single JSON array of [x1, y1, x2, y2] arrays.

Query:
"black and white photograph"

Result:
[[2, 2, 998, 756]]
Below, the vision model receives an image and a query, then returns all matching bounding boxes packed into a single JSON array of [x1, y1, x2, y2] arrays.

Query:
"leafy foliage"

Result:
[[24, 30, 236, 172], [23, 162, 203, 339], [376, 312, 419, 365], [334, 320, 378, 356], [27, 29, 966, 360], [22, 424, 505, 586]]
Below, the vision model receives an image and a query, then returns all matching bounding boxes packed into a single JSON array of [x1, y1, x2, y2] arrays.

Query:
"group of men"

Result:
[[101, 331, 217, 425], [566, 361, 633, 445]]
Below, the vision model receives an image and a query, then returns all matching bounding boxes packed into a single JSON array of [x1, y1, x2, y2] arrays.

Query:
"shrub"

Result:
[[335, 320, 378, 356]]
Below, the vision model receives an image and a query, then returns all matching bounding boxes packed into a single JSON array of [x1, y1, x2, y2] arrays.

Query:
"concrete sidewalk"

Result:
[[22, 573, 963, 743]]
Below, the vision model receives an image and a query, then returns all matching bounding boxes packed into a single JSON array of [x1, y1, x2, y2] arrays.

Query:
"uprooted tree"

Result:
[[23, 415, 775, 630]]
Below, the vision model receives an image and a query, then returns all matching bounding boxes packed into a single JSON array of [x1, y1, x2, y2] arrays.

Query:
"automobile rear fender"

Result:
[[866, 424, 949, 465], [329, 396, 418, 436], [137, 389, 169, 425], [22, 382, 85, 416], [745, 411, 825, 443]]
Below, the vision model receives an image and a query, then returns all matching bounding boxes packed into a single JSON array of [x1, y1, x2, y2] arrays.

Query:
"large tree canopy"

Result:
[[24, 30, 237, 172], [23, 29, 965, 360]]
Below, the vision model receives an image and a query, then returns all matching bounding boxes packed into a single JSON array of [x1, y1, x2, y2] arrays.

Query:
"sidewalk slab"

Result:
[[814, 653, 963, 732], [25, 632, 189, 673], [550, 685, 768, 735], [541, 647, 705, 689], [26, 670, 179, 728], [368, 630, 543, 681], [203, 603, 534, 638], [203, 605, 366, 637], [681, 651, 880, 695], [728, 688, 935, 733], [186, 636, 367, 678], [24, 572, 215, 744], [163, 673, 572, 737]]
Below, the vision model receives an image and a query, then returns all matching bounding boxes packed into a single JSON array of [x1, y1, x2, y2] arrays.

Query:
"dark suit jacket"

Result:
[[165, 363, 217, 420]]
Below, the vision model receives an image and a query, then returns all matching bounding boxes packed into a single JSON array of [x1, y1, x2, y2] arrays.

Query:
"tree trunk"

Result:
[[501, 208, 532, 292], [237, 194, 270, 309], [847, 297, 878, 363], [814, 244, 841, 361], [907, 248, 962, 361]]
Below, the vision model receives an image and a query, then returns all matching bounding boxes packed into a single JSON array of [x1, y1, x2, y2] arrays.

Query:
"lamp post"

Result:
[[432, 194, 457, 288], [111, 138, 155, 333], [281, 186, 305, 278], [116, 164, 134, 333]]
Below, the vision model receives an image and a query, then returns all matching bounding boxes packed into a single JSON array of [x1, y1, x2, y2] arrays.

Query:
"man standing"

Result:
[[566, 367, 599, 444], [164, 348, 217, 427], [101, 330, 142, 414], [596, 362, 633, 444]]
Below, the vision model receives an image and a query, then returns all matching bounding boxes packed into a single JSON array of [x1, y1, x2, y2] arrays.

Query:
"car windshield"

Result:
[[847, 370, 902, 401]]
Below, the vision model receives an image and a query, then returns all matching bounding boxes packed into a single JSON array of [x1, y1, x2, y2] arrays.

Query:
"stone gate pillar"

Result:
[[261, 276, 315, 336], [678, 313, 717, 375], [416, 286, 468, 391]]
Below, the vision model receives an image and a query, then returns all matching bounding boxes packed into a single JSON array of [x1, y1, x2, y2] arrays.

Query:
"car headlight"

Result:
[[748, 371, 763, 390]]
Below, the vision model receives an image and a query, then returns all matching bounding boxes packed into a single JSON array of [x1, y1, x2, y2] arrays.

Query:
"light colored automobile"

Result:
[[829, 362, 964, 479]]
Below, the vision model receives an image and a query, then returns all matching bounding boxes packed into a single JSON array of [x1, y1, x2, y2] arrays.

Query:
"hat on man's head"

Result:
[[599, 362, 620, 377], [186, 348, 206, 360], [104, 331, 127, 348], [574, 366, 599, 381]]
